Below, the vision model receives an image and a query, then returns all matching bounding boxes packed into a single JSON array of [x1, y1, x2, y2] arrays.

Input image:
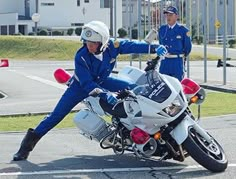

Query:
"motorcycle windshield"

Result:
[[133, 70, 172, 103]]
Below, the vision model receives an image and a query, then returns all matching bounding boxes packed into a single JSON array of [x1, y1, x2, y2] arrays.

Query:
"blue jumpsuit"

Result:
[[158, 23, 192, 81], [34, 39, 159, 137]]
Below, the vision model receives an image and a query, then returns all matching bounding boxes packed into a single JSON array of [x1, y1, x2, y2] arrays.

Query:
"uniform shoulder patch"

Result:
[[186, 31, 191, 37], [113, 40, 120, 48]]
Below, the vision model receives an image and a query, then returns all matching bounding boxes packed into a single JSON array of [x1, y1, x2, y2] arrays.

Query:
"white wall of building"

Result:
[[37, 0, 110, 27], [0, 0, 122, 35], [0, 13, 17, 25], [114, 0, 123, 34], [0, 0, 18, 13]]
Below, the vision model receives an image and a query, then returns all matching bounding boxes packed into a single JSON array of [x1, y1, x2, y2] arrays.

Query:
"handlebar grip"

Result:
[[144, 56, 160, 72]]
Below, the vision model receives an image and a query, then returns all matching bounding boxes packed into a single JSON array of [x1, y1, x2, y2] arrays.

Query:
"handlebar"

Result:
[[144, 56, 160, 72]]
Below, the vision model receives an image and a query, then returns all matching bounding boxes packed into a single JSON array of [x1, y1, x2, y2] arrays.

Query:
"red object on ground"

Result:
[[54, 68, 71, 84], [0, 59, 9, 67]]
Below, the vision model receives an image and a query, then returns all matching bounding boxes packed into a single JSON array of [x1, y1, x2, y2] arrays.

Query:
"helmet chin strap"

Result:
[[94, 43, 103, 55]]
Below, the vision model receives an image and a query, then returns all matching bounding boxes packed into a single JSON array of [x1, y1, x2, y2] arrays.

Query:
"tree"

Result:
[[117, 28, 127, 38]]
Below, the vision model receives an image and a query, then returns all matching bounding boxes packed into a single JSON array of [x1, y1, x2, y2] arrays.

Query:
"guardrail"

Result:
[[216, 35, 236, 45]]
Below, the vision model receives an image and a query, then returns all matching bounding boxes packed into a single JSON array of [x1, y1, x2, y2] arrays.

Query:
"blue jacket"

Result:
[[74, 39, 158, 94], [159, 23, 192, 56]]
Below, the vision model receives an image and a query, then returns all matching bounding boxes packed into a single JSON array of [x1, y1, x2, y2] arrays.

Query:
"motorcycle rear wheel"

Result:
[[183, 127, 228, 172]]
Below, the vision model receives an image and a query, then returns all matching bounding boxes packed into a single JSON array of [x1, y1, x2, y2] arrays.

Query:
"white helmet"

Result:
[[81, 21, 110, 52]]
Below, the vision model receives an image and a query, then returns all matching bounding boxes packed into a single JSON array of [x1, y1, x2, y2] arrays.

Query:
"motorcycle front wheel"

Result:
[[183, 127, 228, 172]]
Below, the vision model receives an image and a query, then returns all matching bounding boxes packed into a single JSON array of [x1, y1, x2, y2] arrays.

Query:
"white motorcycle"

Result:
[[54, 56, 228, 172]]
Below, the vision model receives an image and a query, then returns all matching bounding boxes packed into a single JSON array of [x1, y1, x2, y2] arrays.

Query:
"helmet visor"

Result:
[[81, 28, 102, 43]]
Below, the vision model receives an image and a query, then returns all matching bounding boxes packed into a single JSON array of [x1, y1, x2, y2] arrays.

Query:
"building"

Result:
[[1, 0, 235, 42], [0, 0, 122, 36]]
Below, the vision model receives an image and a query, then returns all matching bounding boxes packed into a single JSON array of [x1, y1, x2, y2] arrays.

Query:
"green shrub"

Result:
[[194, 36, 203, 45], [28, 32, 35, 36], [131, 29, 138, 39], [75, 27, 82, 36], [52, 31, 62, 36], [67, 28, 74, 36], [228, 39, 236, 48], [38, 29, 48, 36], [117, 28, 127, 38]]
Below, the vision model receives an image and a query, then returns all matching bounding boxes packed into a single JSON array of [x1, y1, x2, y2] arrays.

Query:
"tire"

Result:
[[183, 127, 228, 172]]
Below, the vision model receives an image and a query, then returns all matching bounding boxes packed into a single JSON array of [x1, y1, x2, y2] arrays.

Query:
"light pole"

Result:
[[32, 0, 39, 36], [203, 0, 207, 83], [114, 0, 117, 39], [223, 0, 227, 85]]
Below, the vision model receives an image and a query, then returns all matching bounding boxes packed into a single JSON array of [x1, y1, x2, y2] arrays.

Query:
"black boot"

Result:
[[13, 128, 41, 161]]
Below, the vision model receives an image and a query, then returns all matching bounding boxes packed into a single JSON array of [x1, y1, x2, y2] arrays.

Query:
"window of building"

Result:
[[84, 0, 89, 3], [77, 0, 80, 6], [1, 26, 7, 35], [122, 4, 133, 13], [9, 25, 15, 35], [100, 0, 109, 8], [41, 2, 55, 6]]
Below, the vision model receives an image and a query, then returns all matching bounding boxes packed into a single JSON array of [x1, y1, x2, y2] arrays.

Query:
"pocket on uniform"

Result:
[[173, 36, 183, 51]]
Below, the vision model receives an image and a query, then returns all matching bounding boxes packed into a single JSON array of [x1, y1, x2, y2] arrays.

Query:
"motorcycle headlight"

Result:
[[163, 96, 184, 117]]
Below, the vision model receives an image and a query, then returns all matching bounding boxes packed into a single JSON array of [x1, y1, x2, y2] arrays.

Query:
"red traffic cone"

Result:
[[0, 59, 9, 67]]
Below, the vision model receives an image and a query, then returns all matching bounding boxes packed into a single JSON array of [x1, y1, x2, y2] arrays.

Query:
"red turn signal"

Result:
[[181, 78, 200, 95], [130, 128, 150, 144]]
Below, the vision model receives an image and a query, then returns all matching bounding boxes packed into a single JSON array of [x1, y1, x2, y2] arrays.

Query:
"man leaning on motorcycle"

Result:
[[13, 20, 168, 161]]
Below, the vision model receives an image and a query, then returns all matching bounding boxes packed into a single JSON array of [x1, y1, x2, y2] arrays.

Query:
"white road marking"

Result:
[[0, 164, 235, 176], [26, 75, 67, 90], [8, 69, 66, 90], [0, 90, 8, 100]]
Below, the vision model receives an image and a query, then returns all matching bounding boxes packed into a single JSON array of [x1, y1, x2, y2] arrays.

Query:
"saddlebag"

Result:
[[73, 109, 110, 142]]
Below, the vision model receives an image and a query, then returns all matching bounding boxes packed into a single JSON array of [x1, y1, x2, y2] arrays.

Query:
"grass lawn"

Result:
[[0, 91, 235, 132], [0, 36, 80, 60], [0, 36, 225, 61]]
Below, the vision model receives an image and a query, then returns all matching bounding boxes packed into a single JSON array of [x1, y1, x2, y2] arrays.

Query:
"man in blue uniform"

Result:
[[158, 6, 192, 81], [13, 20, 168, 161]]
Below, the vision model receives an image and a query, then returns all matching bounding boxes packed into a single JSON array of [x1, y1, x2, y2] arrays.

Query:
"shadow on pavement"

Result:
[[0, 154, 218, 178]]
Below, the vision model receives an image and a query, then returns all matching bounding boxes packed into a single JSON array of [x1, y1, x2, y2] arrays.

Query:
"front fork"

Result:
[[170, 114, 212, 145]]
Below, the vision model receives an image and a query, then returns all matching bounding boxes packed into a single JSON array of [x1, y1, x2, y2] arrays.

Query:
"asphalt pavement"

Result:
[[0, 59, 236, 178], [0, 60, 236, 116], [0, 114, 236, 178]]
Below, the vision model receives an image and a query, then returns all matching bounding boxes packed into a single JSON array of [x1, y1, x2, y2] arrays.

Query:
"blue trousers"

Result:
[[159, 58, 184, 81], [34, 76, 135, 137]]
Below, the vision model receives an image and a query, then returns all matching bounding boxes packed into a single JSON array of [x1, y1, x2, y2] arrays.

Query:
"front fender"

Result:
[[170, 115, 195, 145]]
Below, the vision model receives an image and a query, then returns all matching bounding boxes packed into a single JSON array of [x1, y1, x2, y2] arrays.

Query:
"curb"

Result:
[[200, 84, 236, 94], [0, 110, 80, 118]]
